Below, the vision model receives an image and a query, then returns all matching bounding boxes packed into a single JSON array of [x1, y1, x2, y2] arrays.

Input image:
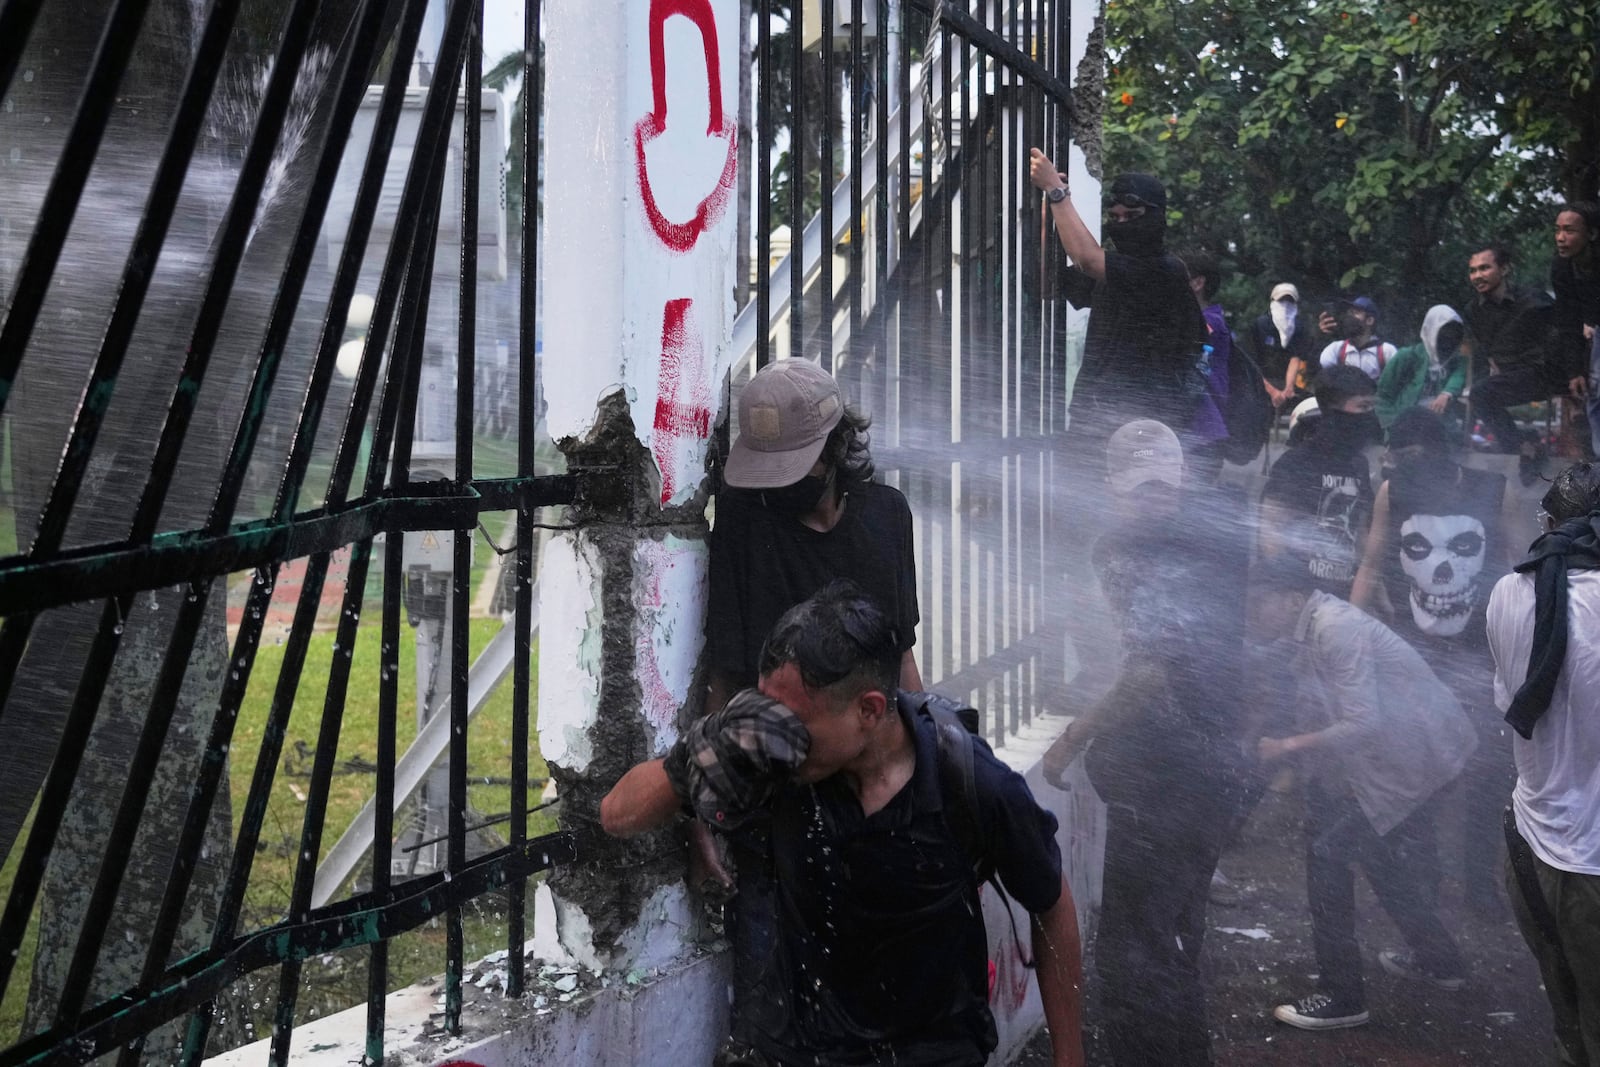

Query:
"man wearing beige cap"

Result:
[[701, 358, 923, 1063]]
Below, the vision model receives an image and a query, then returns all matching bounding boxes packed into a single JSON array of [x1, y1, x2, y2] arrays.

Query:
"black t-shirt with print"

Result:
[[706, 481, 919, 685], [1262, 444, 1373, 598]]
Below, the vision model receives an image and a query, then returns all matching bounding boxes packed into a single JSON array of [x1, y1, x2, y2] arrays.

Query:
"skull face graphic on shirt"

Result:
[[1398, 513, 1487, 636]]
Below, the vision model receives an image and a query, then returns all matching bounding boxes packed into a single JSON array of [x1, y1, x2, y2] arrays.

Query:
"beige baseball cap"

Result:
[[724, 360, 844, 489], [1105, 419, 1184, 495], [1271, 283, 1300, 303]]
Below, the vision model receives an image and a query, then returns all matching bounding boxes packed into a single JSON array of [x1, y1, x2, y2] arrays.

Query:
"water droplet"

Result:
[[22, 69, 34, 82]]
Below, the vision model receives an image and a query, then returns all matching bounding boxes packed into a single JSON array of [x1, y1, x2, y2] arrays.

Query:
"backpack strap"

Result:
[[1337, 340, 1350, 366]]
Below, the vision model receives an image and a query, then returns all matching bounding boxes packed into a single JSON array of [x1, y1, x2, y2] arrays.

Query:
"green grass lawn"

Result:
[[1, 589, 554, 1048]]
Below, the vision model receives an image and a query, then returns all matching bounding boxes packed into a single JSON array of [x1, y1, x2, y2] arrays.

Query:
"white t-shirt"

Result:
[[1318, 337, 1398, 381], [1487, 570, 1600, 875]]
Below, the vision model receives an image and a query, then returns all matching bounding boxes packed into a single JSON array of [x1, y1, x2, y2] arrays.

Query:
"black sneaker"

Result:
[[1378, 950, 1466, 991], [1272, 992, 1369, 1030]]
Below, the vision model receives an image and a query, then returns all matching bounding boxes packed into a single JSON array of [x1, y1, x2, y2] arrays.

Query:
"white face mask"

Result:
[[1398, 513, 1487, 636], [1271, 299, 1297, 345]]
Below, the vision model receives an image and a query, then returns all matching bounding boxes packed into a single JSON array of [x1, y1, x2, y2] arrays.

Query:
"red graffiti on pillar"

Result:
[[633, 0, 738, 254], [436, 1062, 487, 1066], [652, 298, 713, 503]]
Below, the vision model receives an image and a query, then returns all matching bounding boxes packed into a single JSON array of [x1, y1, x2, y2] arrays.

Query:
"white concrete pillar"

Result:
[[538, 0, 741, 973]]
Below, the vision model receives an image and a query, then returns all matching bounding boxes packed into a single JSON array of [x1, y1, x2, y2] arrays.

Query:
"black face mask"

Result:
[[1104, 211, 1166, 258], [759, 471, 833, 516], [1317, 409, 1382, 455]]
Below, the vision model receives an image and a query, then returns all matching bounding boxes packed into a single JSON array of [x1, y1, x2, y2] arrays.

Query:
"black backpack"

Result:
[[1222, 334, 1274, 465], [898, 690, 991, 883]]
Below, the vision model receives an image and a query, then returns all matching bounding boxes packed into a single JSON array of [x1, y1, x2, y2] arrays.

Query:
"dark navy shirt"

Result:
[[748, 703, 1063, 1066]]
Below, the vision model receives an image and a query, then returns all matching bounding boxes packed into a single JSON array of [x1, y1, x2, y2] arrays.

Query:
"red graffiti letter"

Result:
[[652, 298, 713, 502], [633, 0, 738, 253]]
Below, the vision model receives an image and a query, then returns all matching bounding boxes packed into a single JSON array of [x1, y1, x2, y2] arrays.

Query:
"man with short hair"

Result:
[[1251, 557, 1476, 1032], [1317, 296, 1397, 381], [1259, 365, 1381, 599], [1461, 242, 1561, 480], [1247, 282, 1321, 408], [602, 584, 1086, 1067], [1026, 149, 1207, 435], [1487, 462, 1600, 1065]]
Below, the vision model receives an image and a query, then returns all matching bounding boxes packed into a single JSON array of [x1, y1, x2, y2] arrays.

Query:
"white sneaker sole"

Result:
[[1272, 1004, 1370, 1030]]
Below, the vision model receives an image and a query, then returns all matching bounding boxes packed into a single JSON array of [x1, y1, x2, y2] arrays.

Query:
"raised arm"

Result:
[[1028, 148, 1105, 281], [1350, 480, 1392, 614]]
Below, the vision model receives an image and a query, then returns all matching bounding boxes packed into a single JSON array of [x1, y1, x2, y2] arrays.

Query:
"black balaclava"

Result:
[[1105, 172, 1168, 259]]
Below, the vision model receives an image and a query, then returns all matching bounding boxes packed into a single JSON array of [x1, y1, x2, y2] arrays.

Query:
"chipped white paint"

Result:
[[633, 535, 709, 753], [543, 0, 740, 505], [553, 882, 698, 975], [536, 533, 603, 774]]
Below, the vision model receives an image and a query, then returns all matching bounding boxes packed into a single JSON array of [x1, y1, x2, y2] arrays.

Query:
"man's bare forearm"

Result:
[[599, 759, 681, 836], [1033, 880, 1085, 1067]]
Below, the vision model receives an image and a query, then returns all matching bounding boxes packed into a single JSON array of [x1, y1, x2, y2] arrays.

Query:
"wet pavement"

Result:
[[1011, 782, 1554, 1066]]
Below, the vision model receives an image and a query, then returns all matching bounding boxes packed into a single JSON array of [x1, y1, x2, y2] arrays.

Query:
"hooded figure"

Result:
[[1376, 305, 1468, 430]]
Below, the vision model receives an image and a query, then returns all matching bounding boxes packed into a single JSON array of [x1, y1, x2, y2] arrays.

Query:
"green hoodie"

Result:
[[1377, 304, 1467, 430]]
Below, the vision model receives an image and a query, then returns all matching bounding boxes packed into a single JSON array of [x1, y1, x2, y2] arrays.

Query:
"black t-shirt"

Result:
[[1382, 463, 1507, 658], [706, 482, 919, 684], [1060, 249, 1206, 424], [1262, 443, 1373, 598], [1462, 283, 1555, 372], [748, 704, 1063, 1066]]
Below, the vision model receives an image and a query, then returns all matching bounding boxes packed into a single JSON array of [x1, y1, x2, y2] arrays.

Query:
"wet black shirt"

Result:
[[1462, 283, 1556, 372], [706, 482, 919, 685], [1262, 444, 1373, 598], [1060, 250, 1207, 424], [748, 704, 1063, 1066]]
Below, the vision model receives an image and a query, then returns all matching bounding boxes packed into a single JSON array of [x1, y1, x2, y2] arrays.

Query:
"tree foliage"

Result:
[[1103, 0, 1599, 325]]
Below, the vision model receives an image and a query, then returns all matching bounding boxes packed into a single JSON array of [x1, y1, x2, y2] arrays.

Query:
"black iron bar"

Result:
[[789, 0, 805, 359], [2, 832, 578, 1067], [446, 0, 483, 1035], [876, 0, 890, 426], [0, 477, 573, 615], [0, 0, 155, 419], [819, 0, 834, 373], [847, 0, 863, 379], [0, 0, 323, 1012], [176, 552, 331, 1066], [0, 0, 46, 102], [368, 520, 403, 1066], [910, 0, 1072, 113], [507, 0, 544, 1001], [755, 0, 773, 369], [268, 137, 450, 1067], [65, 0, 398, 1032], [939, 24, 953, 686], [183, 0, 474, 1049], [26, 0, 243, 560]]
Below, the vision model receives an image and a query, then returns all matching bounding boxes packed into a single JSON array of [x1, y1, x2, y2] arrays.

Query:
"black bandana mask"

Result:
[[758, 470, 833, 516], [1104, 211, 1166, 258], [1316, 410, 1382, 455]]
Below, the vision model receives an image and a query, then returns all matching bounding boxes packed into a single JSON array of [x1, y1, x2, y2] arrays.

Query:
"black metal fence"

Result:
[[737, 0, 1079, 744], [0, 0, 1078, 1062]]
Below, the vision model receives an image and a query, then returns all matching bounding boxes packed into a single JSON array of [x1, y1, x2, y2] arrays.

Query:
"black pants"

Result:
[[1097, 787, 1230, 1067], [1472, 363, 1564, 452], [1305, 783, 1463, 1005]]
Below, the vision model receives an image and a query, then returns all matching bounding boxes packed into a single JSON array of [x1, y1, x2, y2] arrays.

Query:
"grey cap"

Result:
[[1105, 419, 1184, 495]]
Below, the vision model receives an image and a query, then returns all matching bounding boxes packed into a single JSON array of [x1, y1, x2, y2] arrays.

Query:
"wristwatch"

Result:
[[1046, 185, 1069, 204]]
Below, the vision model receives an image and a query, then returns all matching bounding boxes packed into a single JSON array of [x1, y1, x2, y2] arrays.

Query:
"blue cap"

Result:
[[1340, 295, 1379, 317]]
